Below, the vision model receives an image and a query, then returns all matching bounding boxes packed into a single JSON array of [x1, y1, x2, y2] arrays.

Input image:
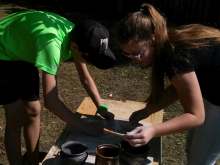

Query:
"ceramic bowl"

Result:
[[119, 140, 149, 165], [95, 144, 120, 165], [60, 141, 88, 165]]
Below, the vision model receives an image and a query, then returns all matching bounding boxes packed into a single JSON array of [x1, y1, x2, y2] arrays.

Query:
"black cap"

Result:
[[74, 20, 116, 69]]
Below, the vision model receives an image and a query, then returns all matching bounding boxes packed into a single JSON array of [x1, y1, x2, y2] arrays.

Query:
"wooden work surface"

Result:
[[42, 97, 163, 165]]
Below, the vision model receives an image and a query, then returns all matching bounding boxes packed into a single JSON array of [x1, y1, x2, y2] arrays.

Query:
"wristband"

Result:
[[97, 104, 108, 113]]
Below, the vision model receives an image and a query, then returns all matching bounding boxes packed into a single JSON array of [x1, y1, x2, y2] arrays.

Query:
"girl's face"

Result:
[[120, 40, 155, 65]]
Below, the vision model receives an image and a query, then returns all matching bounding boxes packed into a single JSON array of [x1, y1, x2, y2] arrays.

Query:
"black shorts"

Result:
[[0, 60, 39, 105]]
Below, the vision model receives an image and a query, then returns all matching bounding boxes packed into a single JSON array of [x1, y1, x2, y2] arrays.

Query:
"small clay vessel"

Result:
[[95, 144, 120, 165], [60, 141, 88, 165], [119, 140, 149, 165]]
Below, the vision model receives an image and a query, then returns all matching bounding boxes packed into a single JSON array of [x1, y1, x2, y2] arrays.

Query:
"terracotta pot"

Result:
[[60, 141, 88, 165], [119, 140, 149, 165], [95, 144, 120, 165]]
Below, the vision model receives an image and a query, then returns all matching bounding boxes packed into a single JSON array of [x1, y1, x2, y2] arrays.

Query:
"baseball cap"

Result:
[[74, 20, 116, 69]]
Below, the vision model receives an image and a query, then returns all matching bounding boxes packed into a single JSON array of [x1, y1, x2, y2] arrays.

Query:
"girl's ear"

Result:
[[151, 34, 155, 41]]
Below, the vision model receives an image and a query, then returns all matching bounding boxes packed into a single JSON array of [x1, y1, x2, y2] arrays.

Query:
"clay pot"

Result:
[[60, 141, 88, 165], [119, 140, 149, 165], [95, 144, 120, 165]]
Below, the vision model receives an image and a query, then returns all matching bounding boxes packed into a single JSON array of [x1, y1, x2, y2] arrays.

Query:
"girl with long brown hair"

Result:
[[115, 3, 220, 165]]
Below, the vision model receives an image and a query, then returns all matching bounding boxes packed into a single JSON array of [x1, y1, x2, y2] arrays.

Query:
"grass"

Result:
[[0, 1, 219, 165]]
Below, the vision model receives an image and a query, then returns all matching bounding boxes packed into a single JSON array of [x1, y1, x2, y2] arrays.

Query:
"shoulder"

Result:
[[23, 11, 74, 30], [164, 48, 195, 79]]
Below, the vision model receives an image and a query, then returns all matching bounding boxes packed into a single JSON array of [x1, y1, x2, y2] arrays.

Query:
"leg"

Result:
[[0, 60, 40, 165], [22, 100, 41, 165], [18, 62, 40, 165], [187, 99, 220, 165], [4, 99, 24, 165]]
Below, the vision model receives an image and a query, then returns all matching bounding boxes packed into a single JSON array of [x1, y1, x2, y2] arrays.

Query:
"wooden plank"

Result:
[[125, 100, 163, 125], [76, 97, 97, 115], [77, 97, 163, 125]]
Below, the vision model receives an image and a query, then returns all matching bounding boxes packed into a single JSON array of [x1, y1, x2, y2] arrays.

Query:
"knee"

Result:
[[23, 101, 41, 117], [25, 106, 41, 117]]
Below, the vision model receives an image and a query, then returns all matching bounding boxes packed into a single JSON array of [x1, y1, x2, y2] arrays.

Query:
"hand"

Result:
[[129, 107, 151, 124], [124, 126, 155, 147], [98, 109, 115, 130], [81, 122, 105, 136]]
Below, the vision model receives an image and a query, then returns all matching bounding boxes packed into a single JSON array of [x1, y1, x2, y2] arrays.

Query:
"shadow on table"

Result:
[[75, 112, 144, 133]]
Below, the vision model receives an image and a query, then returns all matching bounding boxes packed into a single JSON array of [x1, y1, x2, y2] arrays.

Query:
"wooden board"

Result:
[[77, 98, 163, 126], [42, 97, 163, 165]]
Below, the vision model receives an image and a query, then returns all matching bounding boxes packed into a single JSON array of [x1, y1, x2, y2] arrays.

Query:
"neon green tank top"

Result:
[[0, 11, 74, 75]]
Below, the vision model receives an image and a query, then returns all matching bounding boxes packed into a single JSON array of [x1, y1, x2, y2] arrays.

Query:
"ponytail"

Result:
[[140, 4, 169, 111]]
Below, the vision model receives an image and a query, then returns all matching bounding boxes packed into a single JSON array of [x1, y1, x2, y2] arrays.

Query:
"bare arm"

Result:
[[154, 84, 179, 111], [129, 84, 179, 123], [42, 71, 86, 129], [126, 71, 205, 147], [153, 71, 205, 136], [42, 71, 104, 135], [74, 60, 115, 129], [74, 61, 103, 107]]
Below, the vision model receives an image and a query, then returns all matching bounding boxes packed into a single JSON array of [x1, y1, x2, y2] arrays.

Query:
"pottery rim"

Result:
[[119, 140, 149, 157], [95, 144, 120, 159], [61, 141, 88, 157]]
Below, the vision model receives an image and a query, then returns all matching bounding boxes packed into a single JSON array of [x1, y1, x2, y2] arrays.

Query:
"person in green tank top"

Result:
[[0, 11, 116, 165]]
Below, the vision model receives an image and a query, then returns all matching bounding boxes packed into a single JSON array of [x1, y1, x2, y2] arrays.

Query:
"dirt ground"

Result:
[[0, 1, 219, 165]]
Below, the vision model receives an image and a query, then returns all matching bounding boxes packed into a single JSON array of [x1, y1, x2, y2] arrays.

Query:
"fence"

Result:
[[23, 0, 220, 27], [118, 0, 220, 26], [66, 0, 220, 27]]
